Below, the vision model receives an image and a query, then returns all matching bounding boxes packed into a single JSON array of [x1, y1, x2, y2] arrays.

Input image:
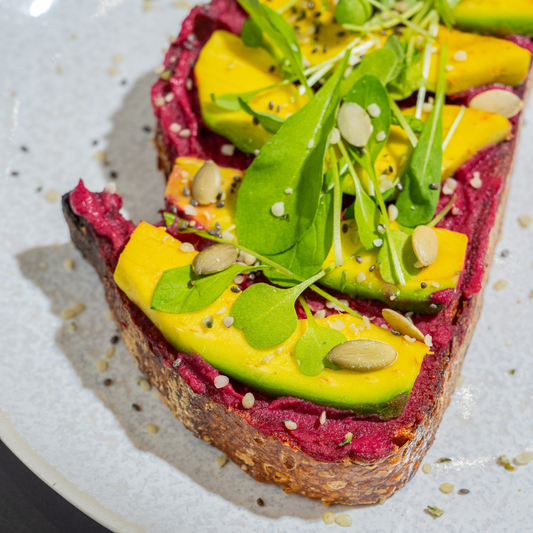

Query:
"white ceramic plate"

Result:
[[1, 1, 533, 531]]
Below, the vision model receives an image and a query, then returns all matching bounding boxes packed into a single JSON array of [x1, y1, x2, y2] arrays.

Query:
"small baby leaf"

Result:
[[241, 18, 263, 47], [377, 229, 419, 284], [230, 271, 324, 349], [151, 264, 260, 314], [294, 299, 346, 376], [238, 98, 284, 134]]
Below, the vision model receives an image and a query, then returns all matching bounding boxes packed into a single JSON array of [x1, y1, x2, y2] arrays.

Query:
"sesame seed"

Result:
[[518, 215, 532, 228], [103, 378, 113, 387], [165, 92, 174, 102], [429, 303, 438, 310], [214, 375, 229, 388], [369, 264, 376, 272], [223, 316, 234, 328], [367, 103, 381, 117], [132, 403, 142, 411], [105, 346, 115, 359], [202, 315, 214, 328], [186, 78, 193, 90], [242, 392, 255, 409], [190, 198, 199, 207], [388, 204, 398, 222], [221, 143, 235, 156], [182, 186, 190, 196], [458, 489, 470, 495], [373, 238, 383, 247], [178, 128, 191, 138], [271, 202, 285, 217], [396, 183, 403, 191], [421, 282, 427, 288], [319, 411, 326, 424], [216, 455, 228, 467], [376, 131, 386, 142], [356, 256, 363, 263], [470, 173, 482, 189], [60, 302, 86, 320], [307, 139, 315, 149], [146, 424, 159, 434], [422, 463, 432, 474], [216, 201, 225, 208], [170, 122, 182, 133], [230, 286, 241, 293], [180, 242, 195, 252], [284, 419, 297, 430], [285, 187, 293, 194], [493, 279, 508, 291], [453, 50, 467, 61], [356, 272, 366, 283], [446, 64, 454, 71], [269, 101, 274, 110], [95, 359, 108, 372], [429, 182, 439, 190]]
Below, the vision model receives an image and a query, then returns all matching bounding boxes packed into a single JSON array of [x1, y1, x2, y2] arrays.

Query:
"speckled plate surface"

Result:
[[1, 1, 533, 532]]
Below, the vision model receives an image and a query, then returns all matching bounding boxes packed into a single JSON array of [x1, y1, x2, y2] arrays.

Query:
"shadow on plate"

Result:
[[16, 73, 360, 521]]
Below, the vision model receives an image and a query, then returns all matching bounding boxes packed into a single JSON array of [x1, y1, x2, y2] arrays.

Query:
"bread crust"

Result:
[[66, 70, 531, 505]]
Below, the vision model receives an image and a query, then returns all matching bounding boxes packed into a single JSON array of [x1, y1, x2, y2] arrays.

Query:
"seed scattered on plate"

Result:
[[426, 505, 444, 518], [518, 215, 532, 228], [322, 512, 335, 525], [440, 483, 455, 494], [458, 488, 470, 495], [493, 279, 508, 291], [216, 455, 228, 468], [137, 377, 151, 391], [514, 452, 533, 466], [388, 204, 398, 222], [422, 463, 432, 474], [132, 403, 142, 412], [103, 378, 113, 387], [95, 359, 108, 372], [146, 424, 159, 434], [105, 346, 115, 359], [256, 498, 265, 507], [63, 259, 75, 270], [335, 514, 352, 527], [436, 457, 452, 463], [60, 302, 86, 320]]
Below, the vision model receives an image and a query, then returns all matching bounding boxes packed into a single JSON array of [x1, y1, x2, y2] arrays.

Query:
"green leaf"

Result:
[[230, 270, 324, 349], [435, 0, 455, 30], [151, 264, 260, 314], [241, 18, 263, 47], [264, 184, 334, 285], [294, 298, 346, 376], [211, 88, 266, 112], [377, 229, 419, 284], [237, 0, 311, 96], [383, 34, 405, 81], [391, 113, 425, 134], [343, 74, 391, 162], [335, 0, 371, 26], [396, 44, 448, 227], [235, 52, 348, 255], [387, 62, 425, 101], [340, 48, 398, 98], [238, 98, 284, 134]]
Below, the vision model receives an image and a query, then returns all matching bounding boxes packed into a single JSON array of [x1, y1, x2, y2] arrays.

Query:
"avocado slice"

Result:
[[453, 0, 533, 37], [194, 30, 306, 154], [426, 26, 531, 94], [114, 221, 431, 419], [342, 105, 511, 196]]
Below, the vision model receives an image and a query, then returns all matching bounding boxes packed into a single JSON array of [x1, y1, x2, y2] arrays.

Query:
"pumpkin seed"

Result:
[[326, 339, 398, 372], [192, 160, 222, 205], [469, 89, 523, 119], [412, 225, 439, 267], [192, 243, 238, 275], [439, 483, 455, 494], [382, 309, 425, 342], [337, 102, 373, 147]]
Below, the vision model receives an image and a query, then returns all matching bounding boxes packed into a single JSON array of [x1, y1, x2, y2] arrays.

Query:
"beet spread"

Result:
[[68, 2, 532, 463]]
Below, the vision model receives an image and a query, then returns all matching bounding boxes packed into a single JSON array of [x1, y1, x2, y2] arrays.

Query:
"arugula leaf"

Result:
[[383, 34, 406, 81], [211, 87, 270, 112], [340, 48, 398, 98], [377, 229, 419, 284], [434, 0, 456, 30], [235, 52, 349, 255], [151, 264, 262, 314], [238, 98, 284, 134], [329, 147, 344, 267], [237, 0, 311, 97], [294, 298, 346, 376], [264, 183, 334, 285], [241, 18, 263, 47], [338, 141, 381, 251], [391, 113, 425, 134], [230, 270, 325, 349], [396, 44, 448, 227], [387, 62, 425, 101]]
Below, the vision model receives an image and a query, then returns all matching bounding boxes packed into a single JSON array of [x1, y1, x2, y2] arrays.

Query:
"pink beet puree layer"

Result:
[[69, 2, 531, 462]]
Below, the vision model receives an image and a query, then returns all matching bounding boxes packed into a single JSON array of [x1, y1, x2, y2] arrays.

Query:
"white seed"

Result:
[[367, 103, 381, 117], [470, 172, 482, 189], [424, 334, 433, 347], [356, 272, 366, 283], [456, 374, 465, 387], [373, 238, 383, 247], [243, 253, 256, 266], [514, 452, 533, 465], [422, 102, 433, 112], [412, 225, 439, 267], [186, 78, 193, 90], [307, 139, 315, 149], [192, 243, 238, 275], [284, 419, 297, 430], [518, 215, 532, 228], [327, 339, 397, 372], [192, 160, 222, 205], [382, 308, 425, 341], [137, 377, 151, 391], [404, 335, 416, 343], [422, 463, 432, 474], [388, 204, 399, 222], [453, 50, 467, 61], [442, 177, 458, 195], [165, 92, 174, 102], [180, 242, 195, 253], [285, 187, 293, 194], [440, 483, 455, 494], [223, 316, 234, 328], [234, 275, 244, 285], [184, 204, 197, 216], [337, 102, 373, 147], [104, 182, 117, 194], [432, 282, 440, 288], [216, 455, 228, 468], [446, 64, 454, 71], [314, 309, 326, 319], [271, 202, 285, 217], [362, 315, 371, 330], [319, 411, 326, 425], [105, 346, 115, 359], [220, 143, 235, 156], [214, 375, 229, 388], [63, 258, 75, 270], [469, 89, 523, 118], [60, 302, 86, 319], [178, 128, 191, 137], [376, 130, 386, 142], [242, 392, 255, 409], [215, 307, 226, 315], [330, 319, 345, 331], [335, 514, 352, 527], [330, 127, 341, 144], [493, 279, 508, 291], [146, 423, 159, 434], [322, 511, 335, 525], [170, 122, 182, 132]]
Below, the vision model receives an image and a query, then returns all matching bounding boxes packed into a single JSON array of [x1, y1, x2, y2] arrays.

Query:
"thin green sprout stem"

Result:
[[366, 0, 431, 37], [442, 105, 465, 150], [337, 140, 371, 205], [416, 11, 439, 118], [390, 98, 418, 147], [428, 194, 457, 227], [276, 0, 297, 14], [329, 147, 344, 268]]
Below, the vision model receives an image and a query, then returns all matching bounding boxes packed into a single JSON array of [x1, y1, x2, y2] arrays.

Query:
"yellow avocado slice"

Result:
[[427, 26, 531, 94], [194, 30, 307, 154], [343, 105, 511, 195], [454, 0, 533, 37], [114, 221, 430, 418]]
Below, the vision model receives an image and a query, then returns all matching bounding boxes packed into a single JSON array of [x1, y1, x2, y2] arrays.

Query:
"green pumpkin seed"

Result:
[[382, 308, 425, 342], [192, 243, 238, 276], [326, 339, 398, 372], [192, 160, 222, 205]]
